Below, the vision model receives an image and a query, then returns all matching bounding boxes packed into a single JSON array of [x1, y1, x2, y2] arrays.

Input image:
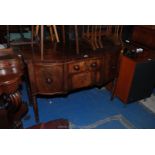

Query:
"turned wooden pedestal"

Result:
[[0, 49, 28, 128]]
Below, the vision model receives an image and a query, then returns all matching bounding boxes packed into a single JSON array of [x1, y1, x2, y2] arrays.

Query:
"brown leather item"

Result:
[[111, 26, 155, 103], [114, 52, 155, 103], [29, 119, 69, 129]]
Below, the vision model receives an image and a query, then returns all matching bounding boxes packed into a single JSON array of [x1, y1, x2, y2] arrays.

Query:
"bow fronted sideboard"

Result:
[[19, 44, 121, 122]]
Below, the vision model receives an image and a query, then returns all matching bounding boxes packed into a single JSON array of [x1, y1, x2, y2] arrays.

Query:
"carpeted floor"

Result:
[[21, 83, 155, 129]]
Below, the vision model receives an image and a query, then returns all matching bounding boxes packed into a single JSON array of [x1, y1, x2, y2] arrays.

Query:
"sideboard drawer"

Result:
[[34, 64, 64, 94], [86, 59, 102, 71]]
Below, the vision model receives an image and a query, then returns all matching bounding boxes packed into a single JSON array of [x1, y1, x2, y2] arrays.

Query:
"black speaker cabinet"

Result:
[[115, 53, 155, 103]]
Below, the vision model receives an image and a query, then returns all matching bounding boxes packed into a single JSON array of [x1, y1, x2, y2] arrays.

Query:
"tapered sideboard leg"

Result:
[[32, 96, 39, 122]]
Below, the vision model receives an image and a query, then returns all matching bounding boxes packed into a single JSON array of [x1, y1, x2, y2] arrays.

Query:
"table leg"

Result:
[[32, 95, 39, 122]]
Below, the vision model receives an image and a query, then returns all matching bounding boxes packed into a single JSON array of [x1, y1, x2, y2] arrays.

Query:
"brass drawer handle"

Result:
[[73, 65, 80, 71], [91, 62, 97, 68], [46, 78, 53, 84]]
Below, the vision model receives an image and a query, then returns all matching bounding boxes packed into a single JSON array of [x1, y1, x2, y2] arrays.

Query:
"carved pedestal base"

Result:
[[0, 91, 28, 129]]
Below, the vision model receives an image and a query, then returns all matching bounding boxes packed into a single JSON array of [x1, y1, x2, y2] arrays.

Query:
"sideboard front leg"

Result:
[[32, 95, 39, 122]]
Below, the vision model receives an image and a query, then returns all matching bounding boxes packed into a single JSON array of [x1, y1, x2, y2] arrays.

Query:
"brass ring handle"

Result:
[[73, 65, 80, 71], [46, 78, 53, 84]]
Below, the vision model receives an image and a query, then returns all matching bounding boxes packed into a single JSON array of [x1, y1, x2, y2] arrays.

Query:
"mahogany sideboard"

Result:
[[17, 43, 121, 122]]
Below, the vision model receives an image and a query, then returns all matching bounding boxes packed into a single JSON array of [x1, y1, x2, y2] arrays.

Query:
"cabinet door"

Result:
[[128, 60, 155, 102], [70, 72, 92, 90], [115, 56, 155, 103], [68, 60, 92, 90], [34, 63, 64, 95], [86, 58, 103, 85], [114, 56, 135, 103]]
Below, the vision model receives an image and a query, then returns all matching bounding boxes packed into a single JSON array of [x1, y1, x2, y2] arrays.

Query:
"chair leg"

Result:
[[75, 25, 79, 54], [98, 25, 103, 48], [53, 25, 60, 43], [49, 26, 54, 42], [31, 25, 34, 48], [62, 25, 66, 45], [35, 25, 40, 37]]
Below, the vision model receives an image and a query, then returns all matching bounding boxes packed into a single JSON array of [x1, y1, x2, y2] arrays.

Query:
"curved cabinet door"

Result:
[[34, 63, 64, 95]]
